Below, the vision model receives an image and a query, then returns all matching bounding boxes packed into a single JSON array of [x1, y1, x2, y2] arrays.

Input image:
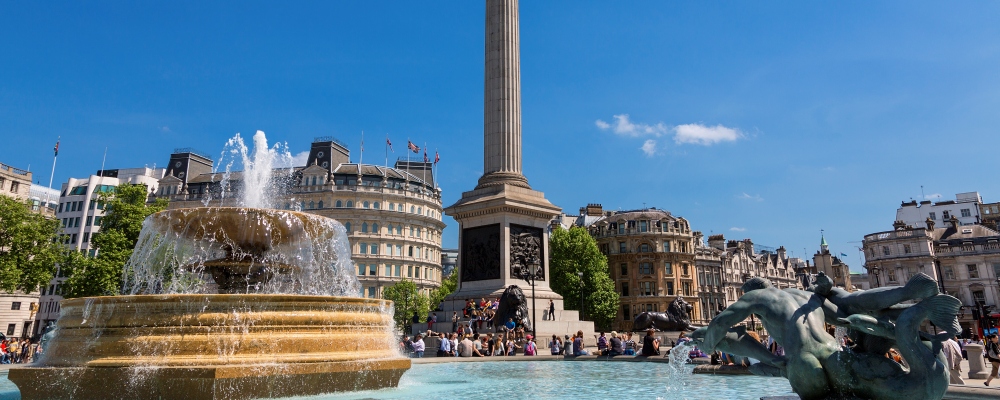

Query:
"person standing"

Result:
[[547, 299, 555, 321], [437, 332, 452, 357], [452, 311, 459, 332], [449, 333, 459, 357], [524, 335, 537, 356], [411, 334, 426, 358], [942, 336, 965, 385], [985, 334, 1000, 386]]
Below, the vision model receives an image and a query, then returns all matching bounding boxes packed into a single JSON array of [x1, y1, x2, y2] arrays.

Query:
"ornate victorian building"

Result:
[[573, 204, 701, 331], [863, 217, 1000, 336], [157, 138, 446, 299]]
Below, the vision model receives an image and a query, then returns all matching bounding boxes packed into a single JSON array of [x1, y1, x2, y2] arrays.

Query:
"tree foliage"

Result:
[[382, 279, 430, 332], [0, 196, 62, 293], [429, 270, 457, 310], [63, 184, 167, 298], [549, 226, 619, 331]]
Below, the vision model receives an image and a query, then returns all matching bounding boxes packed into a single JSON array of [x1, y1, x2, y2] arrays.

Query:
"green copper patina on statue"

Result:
[[691, 272, 959, 400]]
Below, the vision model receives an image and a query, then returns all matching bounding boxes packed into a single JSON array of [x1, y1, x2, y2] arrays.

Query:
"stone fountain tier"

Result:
[[10, 294, 410, 400], [147, 207, 336, 293]]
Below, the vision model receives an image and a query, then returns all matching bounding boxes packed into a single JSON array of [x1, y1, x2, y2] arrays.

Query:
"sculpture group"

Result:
[[633, 297, 695, 332], [691, 272, 959, 400]]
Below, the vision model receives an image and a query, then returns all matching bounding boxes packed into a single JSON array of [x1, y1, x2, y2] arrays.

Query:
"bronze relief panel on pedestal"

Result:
[[510, 224, 544, 281], [461, 224, 502, 282]]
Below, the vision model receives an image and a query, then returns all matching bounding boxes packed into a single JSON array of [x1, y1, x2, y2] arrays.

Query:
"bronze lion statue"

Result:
[[633, 297, 695, 332]]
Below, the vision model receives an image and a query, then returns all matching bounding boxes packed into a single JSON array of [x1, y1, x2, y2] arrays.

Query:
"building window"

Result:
[[639, 244, 651, 253], [882, 246, 890, 256], [10, 302, 20, 311], [373, 202, 380, 209], [618, 224, 625, 234], [317, 201, 323, 208], [967, 264, 979, 279], [887, 268, 896, 282], [336, 200, 343, 208], [82, 232, 89, 243], [357, 264, 365, 275], [408, 246, 414, 257], [363, 201, 370, 209], [346, 201, 354, 208], [6, 324, 14, 336], [929, 212, 936, 220], [359, 243, 368, 254], [371, 244, 379, 255], [664, 262, 673, 275], [665, 281, 674, 296], [345, 222, 351, 232], [942, 211, 951, 220], [620, 263, 628, 277], [372, 223, 379, 233], [974, 290, 987, 304], [361, 223, 368, 233], [369, 264, 377, 276], [682, 265, 689, 275], [622, 306, 629, 320], [308, 201, 315, 209], [683, 282, 692, 296], [389, 203, 395, 211], [368, 287, 376, 298], [639, 262, 652, 275], [993, 263, 1000, 279], [639, 221, 648, 232], [961, 209, 971, 218], [663, 241, 671, 252], [621, 283, 629, 296], [944, 266, 954, 280], [903, 244, 911, 254], [619, 242, 626, 253], [639, 281, 654, 296]]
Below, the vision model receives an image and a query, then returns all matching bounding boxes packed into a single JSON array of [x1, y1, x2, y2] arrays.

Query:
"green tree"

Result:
[[429, 271, 457, 310], [382, 279, 430, 332], [0, 196, 62, 293], [63, 183, 167, 298], [549, 226, 619, 331]]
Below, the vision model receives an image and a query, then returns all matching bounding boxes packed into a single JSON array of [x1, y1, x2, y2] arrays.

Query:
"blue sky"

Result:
[[3, 1, 999, 271]]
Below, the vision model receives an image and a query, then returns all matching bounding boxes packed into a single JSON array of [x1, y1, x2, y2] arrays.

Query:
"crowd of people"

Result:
[[1, 337, 40, 364], [400, 327, 665, 359]]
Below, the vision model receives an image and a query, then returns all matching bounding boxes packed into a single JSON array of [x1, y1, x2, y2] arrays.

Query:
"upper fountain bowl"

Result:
[[122, 206, 360, 296]]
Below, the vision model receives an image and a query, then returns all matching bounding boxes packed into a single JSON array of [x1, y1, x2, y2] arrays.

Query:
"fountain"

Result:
[[10, 131, 410, 400]]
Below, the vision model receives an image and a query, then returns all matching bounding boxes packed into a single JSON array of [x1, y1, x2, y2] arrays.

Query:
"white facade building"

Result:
[[896, 192, 983, 228], [32, 167, 165, 336]]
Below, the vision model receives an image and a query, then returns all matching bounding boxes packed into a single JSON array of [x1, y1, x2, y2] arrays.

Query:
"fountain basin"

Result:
[[10, 294, 410, 400]]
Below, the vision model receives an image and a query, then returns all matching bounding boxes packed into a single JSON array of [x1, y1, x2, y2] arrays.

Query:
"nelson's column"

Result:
[[437, 0, 595, 340]]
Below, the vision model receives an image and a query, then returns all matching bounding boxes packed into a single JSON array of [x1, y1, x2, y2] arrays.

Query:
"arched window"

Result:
[[300, 201, 305, 210], [363, 201, 370, 209], [347, 201, 354, 208], [311, 176, 317, 186], [308, 201, 315, 209], [418, 207, 422, 214], [410, 206, 415, 213], [362, 223, 369, 233], [389, 203, 395, 211], [345, 222, 351, 232], [335, 200, 343, 208], [396, 225, 402, 235], [373, 202, 380, 209], [317, 201, 323, 209], [372, 223, 379, 233], [408, 246, 414, 257]]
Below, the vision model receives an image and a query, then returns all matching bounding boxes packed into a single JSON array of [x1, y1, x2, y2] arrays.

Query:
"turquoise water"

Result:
[[307, 361, 794, 400], [0, 362, 794, 400]]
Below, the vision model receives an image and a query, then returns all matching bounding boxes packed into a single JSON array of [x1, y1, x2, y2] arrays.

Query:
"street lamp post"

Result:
[[869, 265, 881, 288], [578, 271, 585, 321], [520, 261, 541, 339]]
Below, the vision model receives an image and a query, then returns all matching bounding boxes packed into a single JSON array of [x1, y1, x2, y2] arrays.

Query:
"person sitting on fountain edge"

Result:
[[641, 329, 660, 356]]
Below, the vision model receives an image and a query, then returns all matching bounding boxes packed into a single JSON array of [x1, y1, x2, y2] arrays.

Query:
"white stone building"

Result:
[[32, 167, 165, 336], [160, 139, 446, 300], [896, 192, 983, 228]]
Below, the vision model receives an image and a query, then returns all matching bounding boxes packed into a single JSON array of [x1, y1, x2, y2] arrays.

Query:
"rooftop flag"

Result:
[[434, 151, 440, 164], [407, 141, 419, 153], [53, 140, 60, 156]]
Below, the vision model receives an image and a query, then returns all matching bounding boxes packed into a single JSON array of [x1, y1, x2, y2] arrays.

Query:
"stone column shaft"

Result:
[[479, 0, 529, 189]]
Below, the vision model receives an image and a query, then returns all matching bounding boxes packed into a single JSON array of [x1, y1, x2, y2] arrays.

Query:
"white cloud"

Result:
[[673, 123, 742, 145], [273, 151, 311, 168], [595, 114, 670, 137], [160, 126, 171, 133], [737, 192, 764, 202], [730, 227, 747, 232], [640, 139, 657, 157]]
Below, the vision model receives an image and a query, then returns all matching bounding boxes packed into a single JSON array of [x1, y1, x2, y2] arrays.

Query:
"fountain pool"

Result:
[[0, 361, 794, 400]]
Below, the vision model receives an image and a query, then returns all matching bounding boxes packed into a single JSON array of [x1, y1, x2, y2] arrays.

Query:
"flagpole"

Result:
[[384, 134, 389, 174], [359, 131, 364, 166], [422, 142, 427, 187], [45, 137, 59, 207]]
